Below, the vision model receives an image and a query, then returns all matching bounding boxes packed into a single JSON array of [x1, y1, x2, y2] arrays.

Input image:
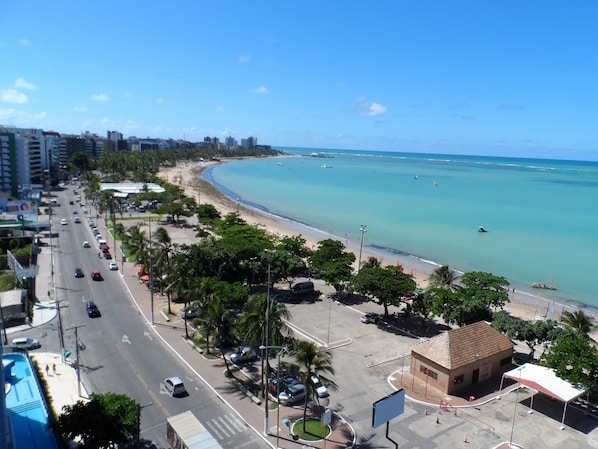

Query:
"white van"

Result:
[[12, 337, 41, 350]]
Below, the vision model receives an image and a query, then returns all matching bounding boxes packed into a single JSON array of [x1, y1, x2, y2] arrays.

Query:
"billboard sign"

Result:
[[372, 388, 405, 428]]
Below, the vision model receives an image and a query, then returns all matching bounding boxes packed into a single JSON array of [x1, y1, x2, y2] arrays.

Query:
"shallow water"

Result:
[[205, 148, 598, 309]]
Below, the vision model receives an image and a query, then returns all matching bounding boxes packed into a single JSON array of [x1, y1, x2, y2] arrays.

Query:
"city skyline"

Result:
[[2, 2, 598, 161]]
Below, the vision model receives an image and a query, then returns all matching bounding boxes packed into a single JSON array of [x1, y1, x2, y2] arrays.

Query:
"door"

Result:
[[472, 368, 480, 384]]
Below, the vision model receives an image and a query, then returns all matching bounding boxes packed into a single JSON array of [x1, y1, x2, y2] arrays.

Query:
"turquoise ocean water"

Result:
[[203, 147, 598, 310]]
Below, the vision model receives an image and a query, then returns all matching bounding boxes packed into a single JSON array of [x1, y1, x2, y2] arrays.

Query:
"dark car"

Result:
[[87, 301, 101, 318], [361, 312, 379, 324], [74, 268, 84, 278], [103, 252, 112, 259]]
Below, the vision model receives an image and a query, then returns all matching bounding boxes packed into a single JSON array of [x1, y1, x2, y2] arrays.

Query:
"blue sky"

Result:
[[2, 1, 598, 160]]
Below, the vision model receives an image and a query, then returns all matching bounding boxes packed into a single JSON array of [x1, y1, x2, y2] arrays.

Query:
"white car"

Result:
[[164, 377, 186, 396], [60, 218, 68, 225], [82, 241, 90, 248], [109, 261, 118, 271], [311, 375, 329, 398]]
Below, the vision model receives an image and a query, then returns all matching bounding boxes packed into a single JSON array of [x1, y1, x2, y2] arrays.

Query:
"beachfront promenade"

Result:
[[9, 206, 598, 449]]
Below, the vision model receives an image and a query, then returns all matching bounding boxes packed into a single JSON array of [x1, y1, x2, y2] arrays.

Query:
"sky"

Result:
[[1, 1, 598, 161]]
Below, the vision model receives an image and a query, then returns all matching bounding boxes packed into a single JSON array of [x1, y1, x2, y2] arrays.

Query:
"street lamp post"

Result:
[[260, 345, 286, 448], [249, 257, 257, 292], [148, 217, 154, 325], [136, 401, 153, 445], [358, 224, 367, 272], [65, 323, 86, 397]]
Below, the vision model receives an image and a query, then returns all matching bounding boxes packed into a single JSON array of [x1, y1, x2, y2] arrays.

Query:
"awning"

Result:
[[500, 363, 587, 428]]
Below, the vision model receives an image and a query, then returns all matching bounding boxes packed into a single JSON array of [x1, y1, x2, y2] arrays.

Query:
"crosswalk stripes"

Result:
[[205, 413, 246, 440]]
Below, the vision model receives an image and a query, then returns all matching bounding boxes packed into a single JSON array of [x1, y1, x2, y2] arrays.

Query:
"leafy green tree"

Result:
[[310, 239, 355, 293], [430, 271, 509, 326], [196, 203, 221, 227], [57, 392, 138, 448], [293, 341, 336, 433], [541, 335, 598, 388], [349, 264, 416, 317], [68, 151, 93, 172], [560, 310, 594, 339]]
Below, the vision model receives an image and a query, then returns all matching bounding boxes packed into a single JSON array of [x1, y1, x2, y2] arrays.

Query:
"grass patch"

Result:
[[292, 418, 330, 441]]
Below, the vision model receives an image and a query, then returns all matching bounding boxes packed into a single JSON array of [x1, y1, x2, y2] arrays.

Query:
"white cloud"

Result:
[[0, 89, 28, 104], [239, 55, 250, 63], [355, 96, 388, 116], [251, 86, 269, 94], [19, 38, 31, 46], [156, 98, 165, 105], [91, 93, 110, 102], [14, 78, 36, 90], [73, 106, 88, 112]]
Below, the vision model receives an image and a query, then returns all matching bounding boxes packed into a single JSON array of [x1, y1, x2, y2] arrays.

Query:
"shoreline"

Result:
[[159, 159, 598, 331]]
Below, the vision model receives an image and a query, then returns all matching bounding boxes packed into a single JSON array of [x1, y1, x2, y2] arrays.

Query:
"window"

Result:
[[420, 365, 438, 380]]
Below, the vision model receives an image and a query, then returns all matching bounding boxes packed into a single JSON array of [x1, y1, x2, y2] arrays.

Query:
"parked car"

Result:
[[311, 375, 329, 398], [278, 382, 306, 405], [181, 307, 200, 320], [361, 312, 379, 324], [74, 268, 84, 278], [11, 337, 41, 350], [164, 376, 186, 396], [87, 301, 101, 318], [82, 241, 90, 248], [229, 347, 258, 364], [109, 261, 118, 271], [290, 281, 315, 296]]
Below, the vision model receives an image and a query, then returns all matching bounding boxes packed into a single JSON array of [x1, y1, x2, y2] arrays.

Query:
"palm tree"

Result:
[[237, 293, 292, 400], [560, 310, 595, 338], [428, 265, 460, 291], [293, 341, 336, 433], [198, 296, 235, 375], [362, 257, 381, 269]]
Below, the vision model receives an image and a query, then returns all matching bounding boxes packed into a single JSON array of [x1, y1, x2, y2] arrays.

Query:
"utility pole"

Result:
[[358, 224, 367, 272], [66, 324, 86, 397]]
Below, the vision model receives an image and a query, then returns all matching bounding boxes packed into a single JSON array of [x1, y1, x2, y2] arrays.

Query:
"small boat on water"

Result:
[[531, 282, 557, 291], [478, 226, 488, 233], [321, 164, 333, 168]]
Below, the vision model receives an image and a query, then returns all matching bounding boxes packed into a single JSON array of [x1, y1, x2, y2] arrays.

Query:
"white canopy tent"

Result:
[[499, 363, 588, 428]]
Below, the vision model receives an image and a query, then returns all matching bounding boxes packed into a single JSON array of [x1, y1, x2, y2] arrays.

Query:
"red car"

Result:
[[91, 270, 103, 281]]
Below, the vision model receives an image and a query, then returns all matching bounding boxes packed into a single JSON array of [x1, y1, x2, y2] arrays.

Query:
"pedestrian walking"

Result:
[[45, 364, 49, 375], [52, 363, 56, 374]]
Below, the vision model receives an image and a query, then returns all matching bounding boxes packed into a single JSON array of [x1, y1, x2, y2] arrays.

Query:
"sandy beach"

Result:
[[158, 159, 594, 332]]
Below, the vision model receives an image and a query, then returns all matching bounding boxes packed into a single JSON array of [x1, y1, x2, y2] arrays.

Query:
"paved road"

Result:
[[42, 188, 268, 449]]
